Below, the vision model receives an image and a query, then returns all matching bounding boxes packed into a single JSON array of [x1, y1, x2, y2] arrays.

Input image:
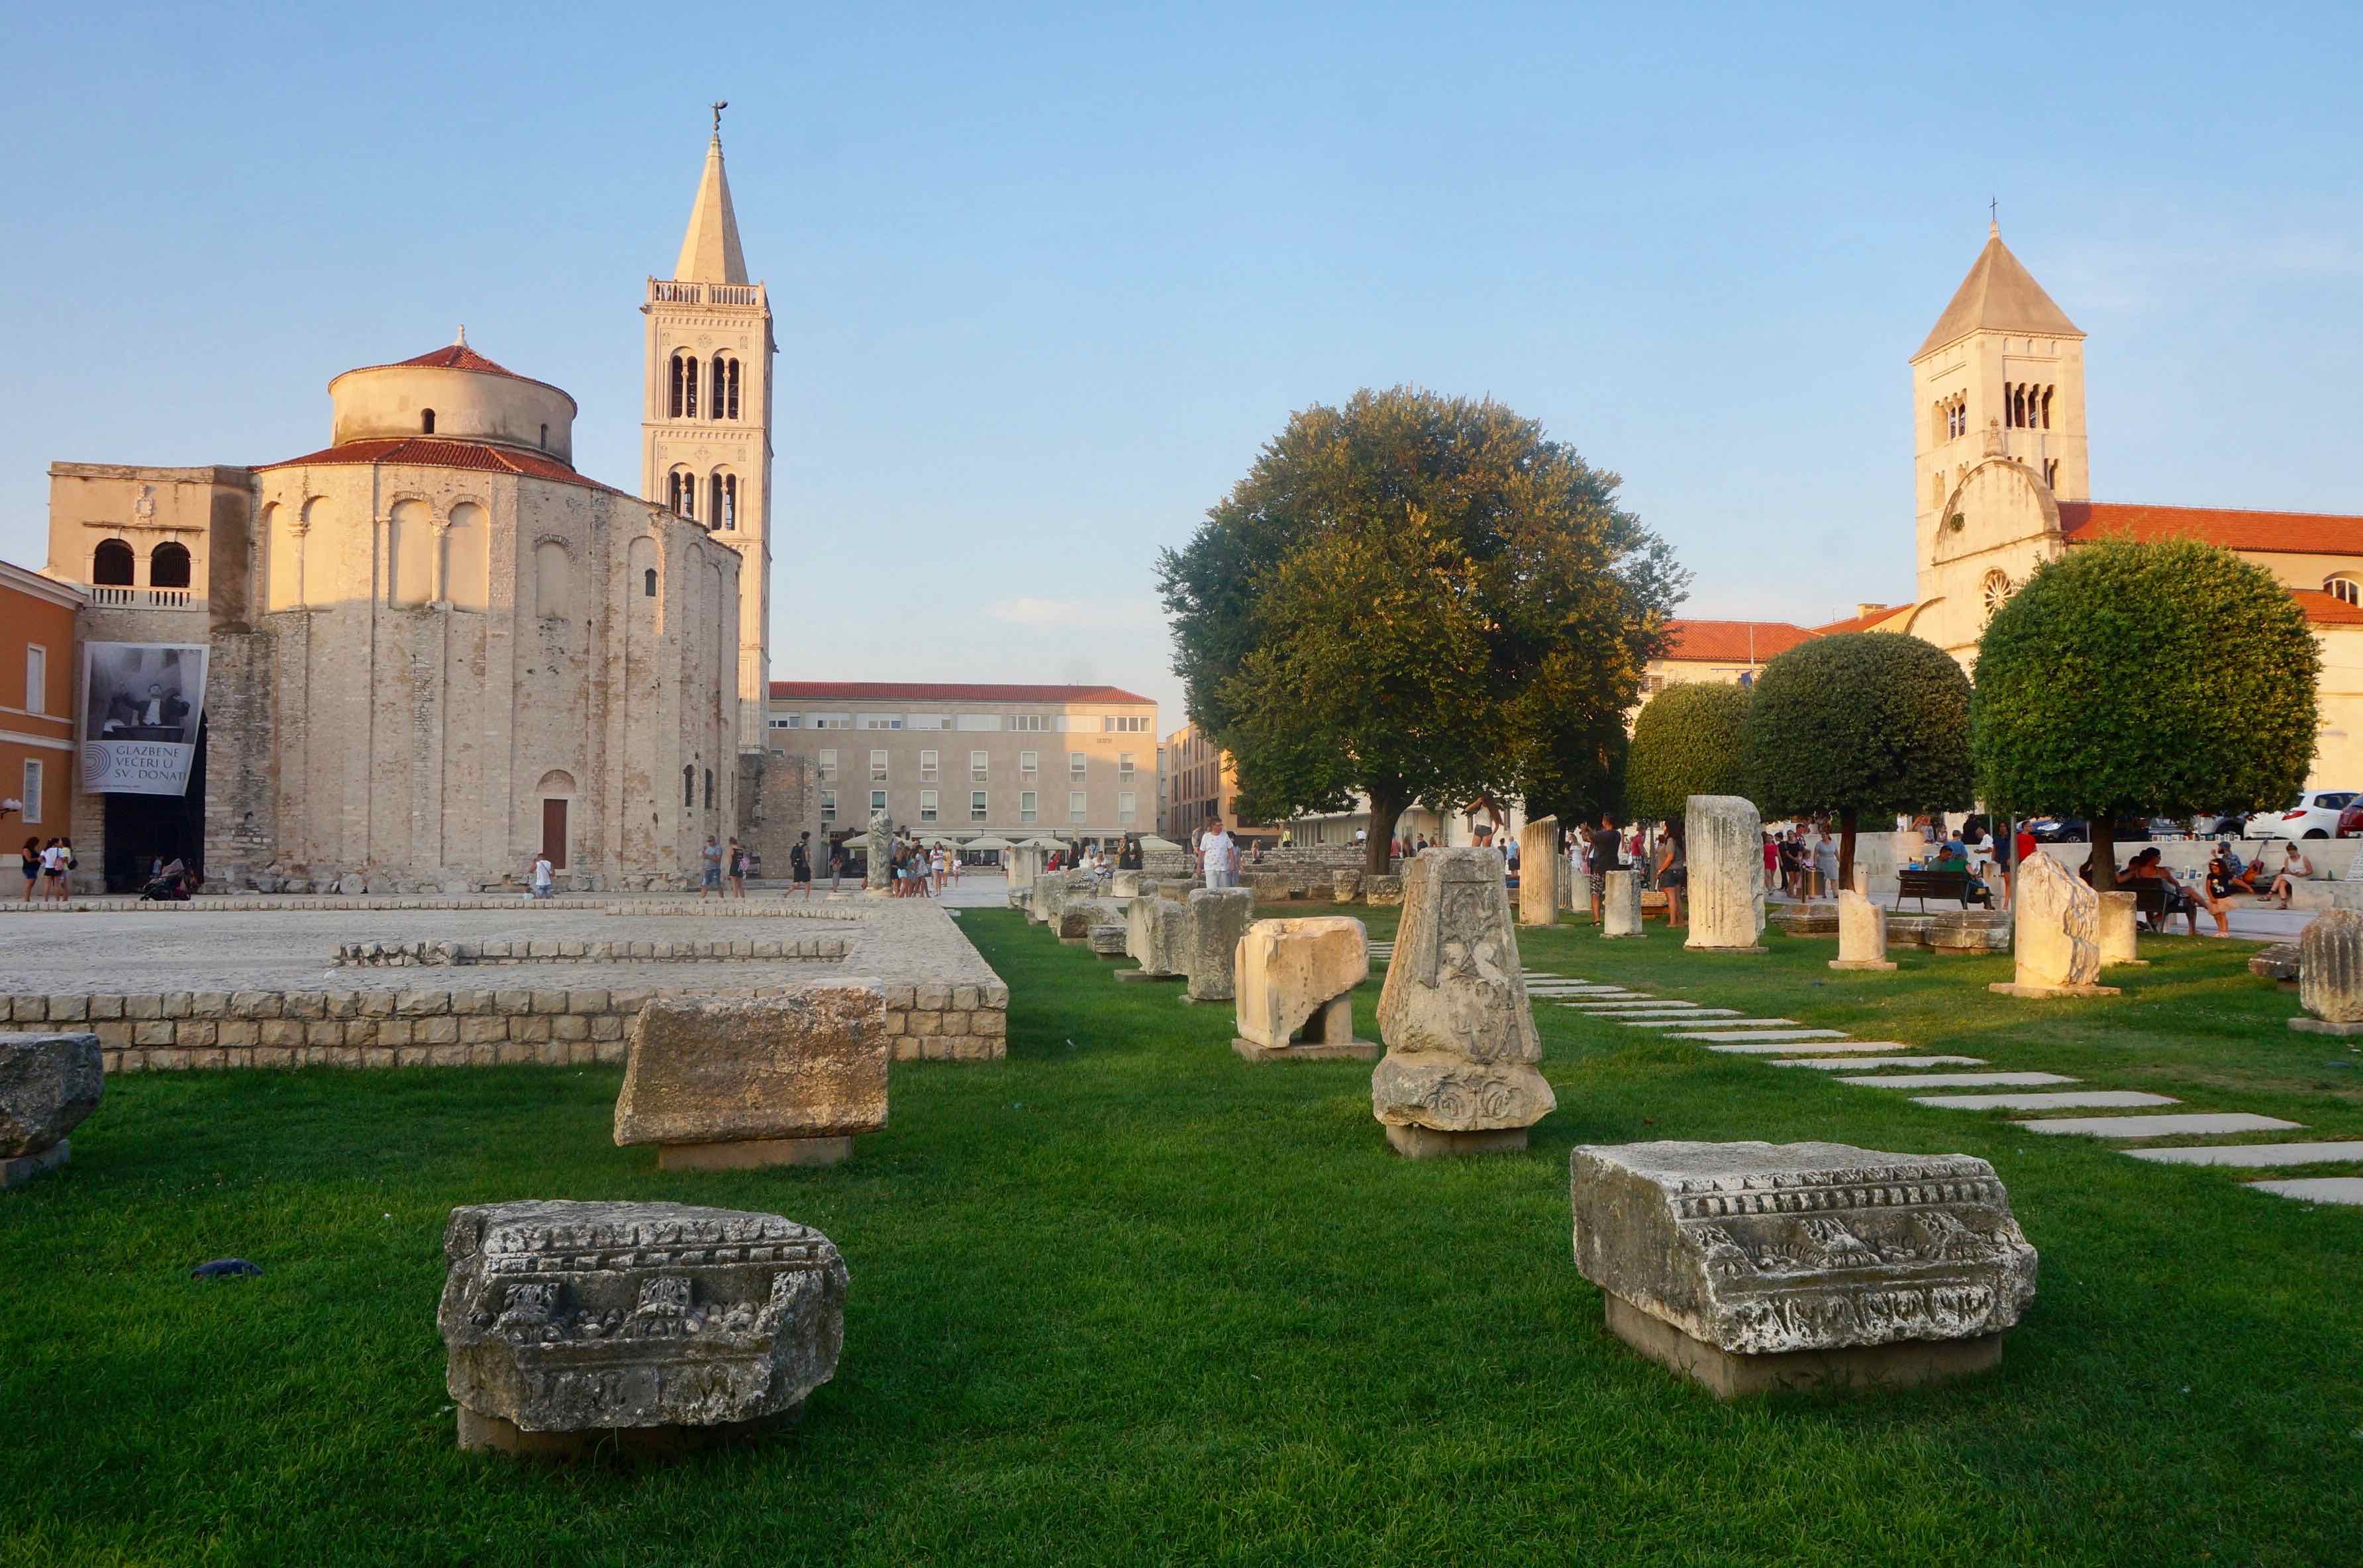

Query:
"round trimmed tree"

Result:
[[1625, 681, 1752, 834], [1973, 536, 2319, 889], [1746, 632, 1974, 891]]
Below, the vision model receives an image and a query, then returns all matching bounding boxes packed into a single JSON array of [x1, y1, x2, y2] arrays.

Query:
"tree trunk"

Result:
[[1838, 806, 1858, 896], [2088, 818, 2117, 892], [1366, 783, 1409, 877]]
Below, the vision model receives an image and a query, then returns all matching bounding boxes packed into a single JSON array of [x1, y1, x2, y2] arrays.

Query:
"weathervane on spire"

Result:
[[1989, 195, 1999, 236], [711, 100, 727, 139]]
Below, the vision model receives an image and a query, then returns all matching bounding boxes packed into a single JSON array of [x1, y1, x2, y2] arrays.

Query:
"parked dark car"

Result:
[[2338, 803, 2363, 839], [2023, 818, 2152, 844]]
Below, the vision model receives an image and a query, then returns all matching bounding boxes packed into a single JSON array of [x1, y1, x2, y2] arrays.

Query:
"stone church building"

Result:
[[1653, 222, 2363, 791], [40, 127, 778, 891]]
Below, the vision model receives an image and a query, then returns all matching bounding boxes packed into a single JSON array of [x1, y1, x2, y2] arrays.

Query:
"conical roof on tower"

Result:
[[1915, 223, 2081, 358], [673, 132, 748, 285]]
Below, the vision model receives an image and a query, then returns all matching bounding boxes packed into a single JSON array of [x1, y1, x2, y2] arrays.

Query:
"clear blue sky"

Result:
[[5, 3, 2358, 728]]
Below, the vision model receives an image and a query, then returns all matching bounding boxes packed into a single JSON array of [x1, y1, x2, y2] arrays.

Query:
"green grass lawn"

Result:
[[3, 906, 2359, 1566]]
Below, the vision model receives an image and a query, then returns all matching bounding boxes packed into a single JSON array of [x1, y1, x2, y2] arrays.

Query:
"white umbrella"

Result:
[[965, 835, 1015, 850], [1022, 836, 1067, 850], [1139, 835, 1183, 852]]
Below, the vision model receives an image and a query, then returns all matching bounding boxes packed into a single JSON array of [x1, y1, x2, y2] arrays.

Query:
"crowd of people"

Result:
[[19, 836, 77, 902]]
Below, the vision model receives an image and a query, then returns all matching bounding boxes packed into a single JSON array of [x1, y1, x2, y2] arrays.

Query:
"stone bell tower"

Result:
[[642, 105, 774, 752]]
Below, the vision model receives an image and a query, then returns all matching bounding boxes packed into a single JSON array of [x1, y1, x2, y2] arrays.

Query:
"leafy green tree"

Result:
[[1517, 705, 1631, 836], [1160, 387, 1684, 874], [1623, 681, 1752, 832], [1745, 632, 1974, 891], [1973, 536, 2319, 889]]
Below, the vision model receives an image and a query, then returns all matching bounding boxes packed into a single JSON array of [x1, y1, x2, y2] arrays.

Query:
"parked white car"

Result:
[[2250, 789, 2359, 841]]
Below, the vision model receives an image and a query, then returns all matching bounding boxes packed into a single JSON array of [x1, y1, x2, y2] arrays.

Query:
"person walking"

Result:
[[829, 843, 844, 893], [1655, 825, 1685, 927], [727, 837, 748, 899], [18, 837, 37, 902], [791, 831, 814, 900], [1813, 826, 1840, 899], [699, 835, 723, 901], [1201, 814, 1240, 891]]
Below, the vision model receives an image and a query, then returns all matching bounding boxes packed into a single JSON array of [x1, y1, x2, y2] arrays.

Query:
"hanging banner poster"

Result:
[[79, 641, 209, 795]]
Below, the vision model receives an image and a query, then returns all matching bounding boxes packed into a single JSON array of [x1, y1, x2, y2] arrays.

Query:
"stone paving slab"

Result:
[[1566, 999, 1697, 1009], [2125, 1141, 2363, 1168], [1771, 1055, 1987, 1069], [1707, 1040, 1919, 1055], [2014, 1112, 2304, 1138], [2246, 1177, 2363, 1204], [1570, 1006, 1742, 1018], [1670, 1028, 1847, 1043], [1630, 1017, 1800, 1030], [1913, 1091, 2178, 1111], [1838, 1071, 2078, 1089]]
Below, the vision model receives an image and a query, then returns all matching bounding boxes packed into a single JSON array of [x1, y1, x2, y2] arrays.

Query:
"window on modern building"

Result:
[[920, 789, 938, 822], [25, 644, 45, 714], [1069, 752, 1087, 780], [972, 750, 989, 783], [870, 789, 887, 814], [1019, 750, 1038, 778], [2328, 575, 2363, 607], [682, 765, 695, 807], [1118, 752, 1134, 779], [819, 789, 837, 822], [971, 791, 988, 822], [1118, 791, 1136, 823], [768, 713, 802, 730], [93, 538, 134, 586], [870, 749, 887, 781], [21, 759, 40, 825], [918, 750, 938, 781], [1020, 790, 1038, 824], [811, 714, 849, 729], [1068, 791, 1087, 822], [860, 715, 902, 730], [1012, 714, 1046, 732], [644, 567, 658, 598], [150, 540, 192, 589], [817, 749, 837, 782]]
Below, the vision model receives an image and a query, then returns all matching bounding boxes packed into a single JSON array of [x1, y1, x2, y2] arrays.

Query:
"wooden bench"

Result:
[[1895, 868, 1991, 912], [2129, 882, 2172, 930]]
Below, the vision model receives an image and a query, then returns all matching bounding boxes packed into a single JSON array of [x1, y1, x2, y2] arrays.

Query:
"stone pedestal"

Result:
[[1, 1138, 71, 1190], [2096, 891, 2147, 967], [1684, 795, 1766, 952], [1991, 852, 2118, 998], [1183, 887, 1255, 1003], [1234, 916, 1378, 1061], [1111, 870, 1142, 898], [1517, 816, 1561, 928], [0, 1031, 103, 1191], [438, 1200, 846, 1455], [615, 986, 888, 1166], [1601, 869, 1644, 938], [1372, 848, 1554, 1153], [2296, 909, 2363, 1028], [1829, 890, 1895, 971], [1385, 1124, 1529, 1159], [1570, 1140, 2036, 1398], [1332, 870, 1362, 903], [458, 1402, 803, 1459]]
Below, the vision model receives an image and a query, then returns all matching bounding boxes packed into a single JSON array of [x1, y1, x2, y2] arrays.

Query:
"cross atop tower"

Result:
[[711, 100, 727, 140]]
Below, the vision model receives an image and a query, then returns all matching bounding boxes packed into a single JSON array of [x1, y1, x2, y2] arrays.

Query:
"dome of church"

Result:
[[327, 334, 577, 464]]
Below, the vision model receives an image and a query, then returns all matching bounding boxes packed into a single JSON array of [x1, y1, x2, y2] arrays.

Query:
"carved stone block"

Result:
[[438, 1199, 847, 1453], [1117, 895, 1189, 981], [1372, 848, 1554, 1153], [1233, 916, 1377, 1061], [1830, 890, 1894, 971], [1184, 888, 1255, 1002], [1684, 795, 1766, 952], [615, 987, 886, 1169], [2095, 890, 2146, 967], [1517, 816, 1561, 928], [0, 1030, 103, 1184], [1992, 852, 2118, 998], [1601, 869, 1644, 938], [2296, 908, 2363, 1029], [1364, 875, 1405, 907], [1570, 1140, 2037, 1396]]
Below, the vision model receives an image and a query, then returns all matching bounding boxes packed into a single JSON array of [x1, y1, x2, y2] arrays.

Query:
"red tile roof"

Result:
[[768, 681, 1155, 705], [254, 438, 631, 497], [329, 341, 578, 410], [1806, 605, 1909, 637], [2059, 501, 2363, 558], [1655, 619, 1817, 664], [2291, 588, 2363, 626]]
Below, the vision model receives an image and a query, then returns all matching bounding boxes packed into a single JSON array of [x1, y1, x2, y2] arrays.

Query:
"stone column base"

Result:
[[654, 1136, 855, 1171], [1828, 959, 1896, 971], [1383, 1123, 1529, 1159], [1113, 969, 1182, 983], [458, 1401, 801, 1458], [0, 1139, 68, 1190], [1232, 1038, 1380, 1063], [1685, 944, 1768, 954], [1986, 982, 2121, 999], [1603, 1295, 2003, 1398], [2289, 1016, 2363, 1036]]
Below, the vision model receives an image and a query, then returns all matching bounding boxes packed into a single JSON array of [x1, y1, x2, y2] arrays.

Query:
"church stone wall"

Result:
[[737, 750, 812, 877]]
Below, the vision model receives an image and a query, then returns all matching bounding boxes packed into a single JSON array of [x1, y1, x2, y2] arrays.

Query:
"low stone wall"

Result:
[[2, 980, 1007, 1069], [334, 937, 852, 966], [0, 896, 873, 919]]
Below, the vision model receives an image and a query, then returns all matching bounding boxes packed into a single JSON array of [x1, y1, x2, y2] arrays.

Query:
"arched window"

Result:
[[93, 539, 134, 586], [725, 358, 740, 419], [644, 567, 658, 598], [149, 540, 191, 589], [704, 767, 714, 809], [421, 409, 436, 434], [388, 500, 434, 606], [2040, 386, 2054, 429], [534, 540, 572, 618], [538, 422, 548, 449], [681, 354, 699, 418], [444, 502, 488, 611], [1982, 569, 2015, 622], [2007, 385, 2022, 428], [711, 472, 736, 530], [683, 764, 695, 807], [2044, 459, 2059, 488], [2327, 575, 2362, 607]]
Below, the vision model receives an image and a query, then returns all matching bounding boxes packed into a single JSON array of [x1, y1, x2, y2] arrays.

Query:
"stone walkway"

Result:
[[1548, 978, 2363, 1207]]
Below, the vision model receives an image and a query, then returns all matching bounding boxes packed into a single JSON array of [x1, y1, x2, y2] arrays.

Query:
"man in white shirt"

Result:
[[1200, 814, 1240, 890], [530, 854, 554, 899]]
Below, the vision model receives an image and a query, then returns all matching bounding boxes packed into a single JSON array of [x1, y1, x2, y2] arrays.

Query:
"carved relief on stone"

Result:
[[1992, 850, 2115, 997]]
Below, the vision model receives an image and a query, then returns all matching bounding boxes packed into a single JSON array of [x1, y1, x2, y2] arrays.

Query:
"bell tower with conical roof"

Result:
[[642, 106, 774, 754], [1911, 222, 2088, 591]]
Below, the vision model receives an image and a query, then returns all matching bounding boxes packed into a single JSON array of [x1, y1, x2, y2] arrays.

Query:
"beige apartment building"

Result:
[[766, 682, 1158, 850], [1162, 722, 1280, 848]]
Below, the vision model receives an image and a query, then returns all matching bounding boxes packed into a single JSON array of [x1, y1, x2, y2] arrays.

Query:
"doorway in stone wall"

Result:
[[101, 716, 207, 891], [536, 769, 576, 872]]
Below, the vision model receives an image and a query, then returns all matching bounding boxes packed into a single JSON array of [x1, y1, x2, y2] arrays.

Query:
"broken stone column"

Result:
[[864, 812, 891, 894], [2293, 908, 2363, 1034], [1569, 1140, 2038, 1398], [438, 1199, 847, 1457], [0, 1031, 103, 1190], [614, 985, 888, 1170], [1007, 844, 1042, 892], [1601, 869, 1644, 939], [1119, 894, 1189, 981], [1233, 916, 1377, 1062], [1517, 816, 1561, 928], [1371, 847, 1555, 1157], [1183, 887, 1254, 1003], [1684, 795, 1766, 953], [2095, 890, 2146, 967], [1990, 851, 2117, 998], [1089, 922, 1128, 959], [1829, 890, 1895, 971], [1332, 869, 1362, 903], [1111, 870, 1142, 898]]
